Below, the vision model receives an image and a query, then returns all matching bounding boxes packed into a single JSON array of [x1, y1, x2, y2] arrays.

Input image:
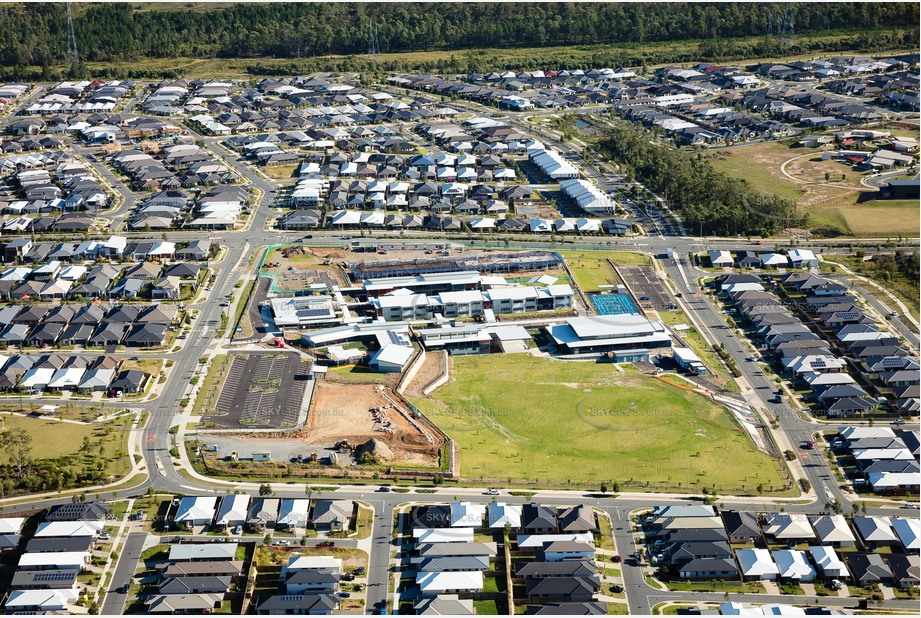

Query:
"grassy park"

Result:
[[704, 141, 919, 237], [562, 250, 650, 292], [414, 355, 787, 493], [0, 414, 133, 480]]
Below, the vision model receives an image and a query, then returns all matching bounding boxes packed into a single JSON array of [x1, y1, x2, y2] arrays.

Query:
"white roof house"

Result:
[[215, 494, 250, 528], [449, 502, 487, 528], [3, 589, 77, 612], [724, 282, 764, 294], [772, 550, 816, 582], [809, 546, 848, 579], [175, 496, 218, 525], [839, 426, 896, 441], [277, 499, 311, 529], [651, 505, 716, 519], [760, 253, 789, 267], [169, 543, 238, 562], [891, 517, 921, 551], [709, 250, 734, 266], [19, 551, 88, 569], [35, 521, 104, 538], [414, 528, 474, 544], [788, 249, 818, 268], [487, 503, 522, 529], [285, 555, 342, 574], [737, 548, 780, 580], [48, 367, 86, 390], [416, 571, 484, 594], [763, 513, 815, 541], [809, 515, 856, 546], [21, 367, 55, 391], [517, 533, 594, 549], [0, 517, 25, 535]]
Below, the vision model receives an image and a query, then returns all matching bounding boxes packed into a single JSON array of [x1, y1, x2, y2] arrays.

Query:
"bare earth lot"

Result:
[[304, 381, 443, 467]]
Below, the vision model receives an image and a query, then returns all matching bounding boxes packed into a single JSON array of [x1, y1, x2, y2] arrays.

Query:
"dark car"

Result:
[[317, 540, 335, 547], [354, 566, 365, 575]]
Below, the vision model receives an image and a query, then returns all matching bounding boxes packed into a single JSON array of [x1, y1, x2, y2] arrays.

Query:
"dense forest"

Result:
[[0, 2, 917, 69], [598, 125, 803, 237]]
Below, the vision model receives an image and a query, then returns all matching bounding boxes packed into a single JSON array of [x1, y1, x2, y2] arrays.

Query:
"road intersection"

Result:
[[0, 109, 916, 615]]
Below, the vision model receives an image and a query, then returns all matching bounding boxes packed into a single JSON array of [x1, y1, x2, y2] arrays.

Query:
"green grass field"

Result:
[[562, 251, 650, 293], [0, 415, 96, 460], [414, 355, 786, 492], [0, 414, 133, 480]]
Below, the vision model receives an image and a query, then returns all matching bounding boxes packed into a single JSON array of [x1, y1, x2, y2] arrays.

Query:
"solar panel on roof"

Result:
[[33, 571, 74, 582], [882, 357, 905, 368], [295, 308, 329, 319], [810, 358, 827, 369], [836, 312, 860, 320]]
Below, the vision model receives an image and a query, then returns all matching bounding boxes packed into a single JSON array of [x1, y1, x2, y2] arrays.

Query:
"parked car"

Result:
[[317, 540, 335, 547], [377, 486, 391, 493], [486, 488, 500, 495], [337, 592, 351, 598]]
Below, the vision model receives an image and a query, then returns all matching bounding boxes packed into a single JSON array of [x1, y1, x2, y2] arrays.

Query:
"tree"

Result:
[[258, 483, 274, 496], [600, 483, 608, 494], [0, 428, 32, 480]]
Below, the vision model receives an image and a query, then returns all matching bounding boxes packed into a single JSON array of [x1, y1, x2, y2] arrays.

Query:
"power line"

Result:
[[66, 2, 80, 68]]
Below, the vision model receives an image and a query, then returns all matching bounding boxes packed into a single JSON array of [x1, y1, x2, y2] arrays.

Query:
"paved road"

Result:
[[100, 531, 146, 615], [0, 88, 917, 615]]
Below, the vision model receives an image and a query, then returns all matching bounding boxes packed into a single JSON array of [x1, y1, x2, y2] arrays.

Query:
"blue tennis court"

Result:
[[590, 293, 639, 315]]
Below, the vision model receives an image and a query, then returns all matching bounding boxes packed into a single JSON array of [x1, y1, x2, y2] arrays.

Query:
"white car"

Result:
[[486, 488, 500, 495]]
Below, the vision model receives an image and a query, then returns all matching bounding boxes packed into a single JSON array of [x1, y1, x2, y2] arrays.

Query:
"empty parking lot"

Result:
[[203, 353, 310, 429], [620, 266, 673, 314]]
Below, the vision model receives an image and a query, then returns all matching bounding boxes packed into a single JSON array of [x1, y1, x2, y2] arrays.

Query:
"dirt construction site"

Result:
[[262, 246, 351, 292], [303, 381, 445, 467]]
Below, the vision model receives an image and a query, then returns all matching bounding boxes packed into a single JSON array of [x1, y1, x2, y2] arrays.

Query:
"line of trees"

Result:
[[0, 2, 916, 70], [598, 125, 803, 237]]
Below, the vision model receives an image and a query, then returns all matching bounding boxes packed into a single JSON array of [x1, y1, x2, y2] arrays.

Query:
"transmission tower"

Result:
[[784, 5, 795, 47], [66, 2, 79, 68], [367, 20, 381, 56]]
